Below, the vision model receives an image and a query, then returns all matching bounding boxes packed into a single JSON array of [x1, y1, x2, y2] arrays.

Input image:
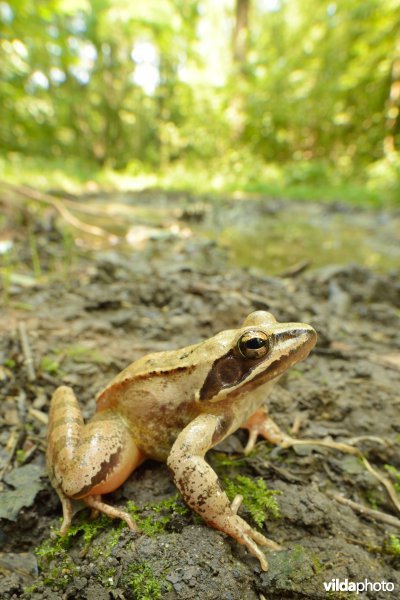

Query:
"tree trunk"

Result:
[[384, 34, 400, 157], [233, 0, 250, 66]]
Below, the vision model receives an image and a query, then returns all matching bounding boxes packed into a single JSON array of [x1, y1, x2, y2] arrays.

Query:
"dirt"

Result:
[[0, 190, 399, 599]]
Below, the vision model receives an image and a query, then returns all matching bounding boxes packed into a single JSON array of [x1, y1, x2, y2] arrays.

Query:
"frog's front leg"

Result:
[[167, 413, 281, 571], [47, 386, 144, 533]]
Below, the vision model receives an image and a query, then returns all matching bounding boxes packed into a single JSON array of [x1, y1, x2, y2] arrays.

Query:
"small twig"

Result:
[[0, 391, 27, 481], [328, 492, 400, 529], [279, 259, 311, 278], [342, 535, 381, 552], [0, 430, 20, 482], [2, 182, 119, 243], [28, 407, 49, 425], [282, 436, 400, 514], [18, 322, 36, 381], [349, 435, 389, 446], [361, 456, 400, 514], [290, 413, 302, 436], [17, 443, 38, 465]]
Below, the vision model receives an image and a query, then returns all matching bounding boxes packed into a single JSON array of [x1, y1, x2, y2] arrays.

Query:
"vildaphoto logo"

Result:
[[323, 578, 395, 594]]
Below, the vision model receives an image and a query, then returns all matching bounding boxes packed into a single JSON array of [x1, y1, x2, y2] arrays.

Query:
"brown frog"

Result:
[[47, 311, 317, 570]]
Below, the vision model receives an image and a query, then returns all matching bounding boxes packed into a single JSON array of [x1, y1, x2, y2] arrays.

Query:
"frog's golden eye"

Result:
[[237, 330, 270, 359]]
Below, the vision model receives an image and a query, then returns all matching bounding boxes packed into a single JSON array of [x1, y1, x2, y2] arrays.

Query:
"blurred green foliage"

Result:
[[1, 0, 400, 200]]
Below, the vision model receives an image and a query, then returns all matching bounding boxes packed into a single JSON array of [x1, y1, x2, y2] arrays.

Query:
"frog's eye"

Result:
[[237, 330, 270, 359]]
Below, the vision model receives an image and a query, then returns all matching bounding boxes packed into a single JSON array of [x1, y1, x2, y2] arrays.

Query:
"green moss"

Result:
[[31, 515, 115, 590], [126, 494, 189, 536], [11, 301, 34, 311], [3, 358, 16, 368], [96, 563, 117, 588], [15, 449, 27, 465], [210, 452, 249, 469], [65, 344, 106, 364], [384, 464, 400, 495], [150, 493, 189, 516], [386, 535, 400, 556], [309, 552, 323, 575], [34, 533, 78, 590], [223, 474, 281, 528], [121, 562, 171, 600], [364, 490, 382, 511], [325, 592, 359, 600], [40, 355, 61, 375]]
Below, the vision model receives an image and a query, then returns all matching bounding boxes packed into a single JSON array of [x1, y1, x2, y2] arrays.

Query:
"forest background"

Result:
[[1, 0, 400, 205]]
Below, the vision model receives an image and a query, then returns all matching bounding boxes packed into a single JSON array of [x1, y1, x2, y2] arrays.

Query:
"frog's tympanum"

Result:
[[47, 311, 317, 570]]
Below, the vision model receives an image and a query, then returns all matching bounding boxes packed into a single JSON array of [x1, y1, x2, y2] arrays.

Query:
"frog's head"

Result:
[[197, 311, 317, 403]]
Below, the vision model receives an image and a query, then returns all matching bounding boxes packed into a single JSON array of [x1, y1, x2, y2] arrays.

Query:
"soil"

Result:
[[0, 189, 399, 599]]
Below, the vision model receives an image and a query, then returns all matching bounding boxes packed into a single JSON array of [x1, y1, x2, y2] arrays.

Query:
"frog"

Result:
[[46, 311, 317, 570]]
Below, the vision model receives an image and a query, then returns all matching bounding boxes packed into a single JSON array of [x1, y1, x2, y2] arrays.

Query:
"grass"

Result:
[[1, 152, 399, 207]]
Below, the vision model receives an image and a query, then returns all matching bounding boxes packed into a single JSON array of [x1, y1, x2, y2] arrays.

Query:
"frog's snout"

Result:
[[298, 325, 317, 356]]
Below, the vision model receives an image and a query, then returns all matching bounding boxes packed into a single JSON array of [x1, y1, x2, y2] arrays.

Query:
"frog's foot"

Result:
[[83, 495, 138, 531], [48, 470, 74, 535], [56, 489, 74, 536], [168, 413, 282, 572], [213, 512, 282, 571], [242, 408, 293, 454], [230, 494, 243, 515], [242, 408, 363, 456], [241, 408, 352, 454], [242, 409, 400, 515]]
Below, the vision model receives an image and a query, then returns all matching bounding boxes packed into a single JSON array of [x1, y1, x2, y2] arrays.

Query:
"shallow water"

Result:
[[197, 200, 400, 274], [74, 192, 400, 275]]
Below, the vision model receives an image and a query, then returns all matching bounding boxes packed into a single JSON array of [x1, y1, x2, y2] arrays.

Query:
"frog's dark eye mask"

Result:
[[199, 330, 272, 401], [198, 325, 316, 402]]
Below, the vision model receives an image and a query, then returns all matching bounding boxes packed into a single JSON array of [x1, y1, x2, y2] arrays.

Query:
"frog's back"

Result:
[[95, 348, 202, 460]]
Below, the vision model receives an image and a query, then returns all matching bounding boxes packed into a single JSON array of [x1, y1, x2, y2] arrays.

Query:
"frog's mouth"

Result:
[[257, 328, 317, 381], [199, 327, 317, 402]]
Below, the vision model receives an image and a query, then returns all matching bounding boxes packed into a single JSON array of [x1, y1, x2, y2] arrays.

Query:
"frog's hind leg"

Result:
[[241, 408, 292, 454], [242, 408, 400, 514], [48, 473, 74, 535], [47, 385, 144, 533], [242, 407, 363, 455]]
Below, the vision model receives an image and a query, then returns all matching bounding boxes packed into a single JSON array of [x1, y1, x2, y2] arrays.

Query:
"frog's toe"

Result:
[[55, 489, 73, 535], [242, 534, 270, 571], [243, 522, 282, 550], [252, 530, 282, 551], [83, 496, 138, 531], [242, 408, 293, 453], [123, 512, 138, 531], [230, 494, 243, 514], [242, 530, 282, 571]]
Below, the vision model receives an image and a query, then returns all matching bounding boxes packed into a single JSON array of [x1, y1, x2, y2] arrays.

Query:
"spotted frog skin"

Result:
[[47, 311, 317, 570]]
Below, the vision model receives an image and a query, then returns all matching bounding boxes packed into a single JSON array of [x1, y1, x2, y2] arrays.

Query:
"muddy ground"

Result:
[[0, 189, 399, 599]]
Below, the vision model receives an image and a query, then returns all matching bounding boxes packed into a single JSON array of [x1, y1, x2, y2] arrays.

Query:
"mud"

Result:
[[0, 191, 399, 599]]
